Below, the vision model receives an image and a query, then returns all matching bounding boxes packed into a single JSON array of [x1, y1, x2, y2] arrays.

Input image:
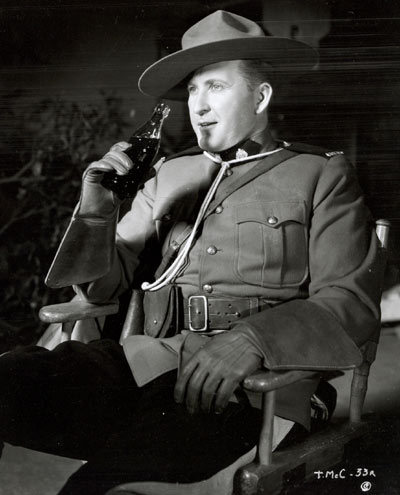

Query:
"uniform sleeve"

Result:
[[76, 177, 159, 302], [46, 162, 163, 303], [233, 156, 383, 370]]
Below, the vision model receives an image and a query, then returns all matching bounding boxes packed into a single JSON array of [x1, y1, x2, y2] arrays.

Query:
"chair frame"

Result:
[[39, 219, 390, 495]]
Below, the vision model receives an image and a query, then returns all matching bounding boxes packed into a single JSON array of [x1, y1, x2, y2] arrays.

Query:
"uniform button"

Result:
[[225, 169, 233, 177], [206, 245, 217, 255], [267, 216, 278, 225], [203, 284, 213, 293], [215, 205, 223, 214]]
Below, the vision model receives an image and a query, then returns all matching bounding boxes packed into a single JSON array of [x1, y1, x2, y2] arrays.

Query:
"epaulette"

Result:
[[164, 142, 345, 162], [282, 141, 344, 158], [164, 145, 203, 162]]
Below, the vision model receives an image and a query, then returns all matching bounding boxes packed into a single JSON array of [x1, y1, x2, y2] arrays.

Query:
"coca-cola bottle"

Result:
[[101, 102, 170, 199]]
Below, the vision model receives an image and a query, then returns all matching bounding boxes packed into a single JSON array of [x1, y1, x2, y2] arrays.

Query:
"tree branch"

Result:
[[0, 157, 37, 184], [0, 206, 54, 238]]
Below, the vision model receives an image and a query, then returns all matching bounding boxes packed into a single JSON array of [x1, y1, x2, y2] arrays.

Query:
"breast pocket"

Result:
[[234, 201, 309, 288]]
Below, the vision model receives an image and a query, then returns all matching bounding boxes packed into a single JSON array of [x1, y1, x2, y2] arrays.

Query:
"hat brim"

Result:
[[138, 37, 318, 100]]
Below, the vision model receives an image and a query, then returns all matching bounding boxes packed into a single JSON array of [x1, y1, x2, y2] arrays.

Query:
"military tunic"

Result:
[[49, 140, 381, 428]]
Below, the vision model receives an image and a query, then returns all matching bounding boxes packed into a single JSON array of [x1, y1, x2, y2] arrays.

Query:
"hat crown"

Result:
[[182, 10, 265, 49], [139, 10, 318, 99]]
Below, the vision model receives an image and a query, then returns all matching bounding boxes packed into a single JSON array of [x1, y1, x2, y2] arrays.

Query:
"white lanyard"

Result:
[[141, 147, 283, 292]]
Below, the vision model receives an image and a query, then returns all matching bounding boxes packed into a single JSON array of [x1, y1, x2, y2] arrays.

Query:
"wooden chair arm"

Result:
[[39, 301, 119, 324], [243, 369, 319, 393]]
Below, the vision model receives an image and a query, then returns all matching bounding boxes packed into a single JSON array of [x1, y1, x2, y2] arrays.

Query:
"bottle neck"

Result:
[[135, 104, 169, 139]]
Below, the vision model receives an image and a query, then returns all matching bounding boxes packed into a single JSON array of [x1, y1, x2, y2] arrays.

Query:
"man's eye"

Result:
[[211, 83, 223, 91], [187, 86, 197, 95]]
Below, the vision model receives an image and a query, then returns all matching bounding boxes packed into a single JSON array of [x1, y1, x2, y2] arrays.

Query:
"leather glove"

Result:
[[78, 141, 132, 217], [174, 329, 263, 415]]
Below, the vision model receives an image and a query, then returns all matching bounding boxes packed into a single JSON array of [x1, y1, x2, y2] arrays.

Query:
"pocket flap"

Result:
[[236, 201, 307, 228]]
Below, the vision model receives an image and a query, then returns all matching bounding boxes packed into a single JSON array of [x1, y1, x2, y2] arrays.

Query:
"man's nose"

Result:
[[193, 90, 210, 115]]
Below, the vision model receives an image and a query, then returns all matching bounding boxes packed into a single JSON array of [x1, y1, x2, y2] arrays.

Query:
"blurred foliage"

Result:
[[0, 91, 130, 351]]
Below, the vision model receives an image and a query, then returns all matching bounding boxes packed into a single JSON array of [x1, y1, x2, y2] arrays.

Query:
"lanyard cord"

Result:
[[141, 146, 283, 292]]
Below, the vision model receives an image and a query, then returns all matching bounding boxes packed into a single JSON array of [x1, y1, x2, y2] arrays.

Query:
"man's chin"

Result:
[[197, 136, 223, 154], [201, 147, 220, 154], [199, 143, 225, 154], [197, 136, 241, 155]]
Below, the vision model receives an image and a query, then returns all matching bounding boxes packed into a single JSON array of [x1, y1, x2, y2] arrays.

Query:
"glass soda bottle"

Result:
[[101, 102, 170, 199]]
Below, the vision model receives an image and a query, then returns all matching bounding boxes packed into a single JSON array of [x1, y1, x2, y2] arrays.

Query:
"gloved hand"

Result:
[[78, 141, 132, 217], [174, 329, 263, 415]]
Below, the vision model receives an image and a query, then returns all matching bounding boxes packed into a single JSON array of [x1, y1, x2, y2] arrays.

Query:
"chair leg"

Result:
[[233, 390, 276, 495], [349, 361, 371, 422], [60, 321, 75, 343], [258, 390, 276, 465]]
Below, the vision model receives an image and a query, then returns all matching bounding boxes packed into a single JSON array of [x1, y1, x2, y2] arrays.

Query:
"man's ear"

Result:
[[255, 82, 273, 114]]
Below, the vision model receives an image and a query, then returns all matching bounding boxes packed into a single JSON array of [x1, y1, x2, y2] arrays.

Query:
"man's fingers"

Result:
[[110, 141, 131, 152], [185, 369, 209, 414], [213, 379, 237, 414], [174, 360, 198, 404], [200, 375, 223, 414], [101, 155, 130, 175], [174, 333, 263, 415], [87, 152, 132, 179], [103, 150, 133, 173]]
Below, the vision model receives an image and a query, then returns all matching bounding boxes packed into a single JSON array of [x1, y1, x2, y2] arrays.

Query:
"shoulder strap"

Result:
[[205, 148, 297, 217], [283, 141, 344, 158]]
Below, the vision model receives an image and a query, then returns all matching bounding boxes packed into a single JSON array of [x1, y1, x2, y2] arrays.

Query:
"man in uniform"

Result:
[[0, 10, 381, 495]]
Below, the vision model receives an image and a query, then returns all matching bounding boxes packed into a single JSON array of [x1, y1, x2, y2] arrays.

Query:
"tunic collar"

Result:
[[219, 139, 264, 162]]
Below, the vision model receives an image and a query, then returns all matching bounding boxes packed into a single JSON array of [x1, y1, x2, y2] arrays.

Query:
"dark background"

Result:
[[0, 0, 399, 347]]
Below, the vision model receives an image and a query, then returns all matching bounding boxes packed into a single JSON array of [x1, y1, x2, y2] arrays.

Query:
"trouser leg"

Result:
[[59, 371, 263, 495], [0, 340, 263, 495], [0, 339, 141, 460]]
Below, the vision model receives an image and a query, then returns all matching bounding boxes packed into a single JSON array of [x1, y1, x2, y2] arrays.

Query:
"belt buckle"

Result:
[[188, 295, 209, 332]]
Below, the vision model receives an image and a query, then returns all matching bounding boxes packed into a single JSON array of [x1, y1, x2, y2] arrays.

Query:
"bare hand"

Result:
[[174, 331, 262, 415]]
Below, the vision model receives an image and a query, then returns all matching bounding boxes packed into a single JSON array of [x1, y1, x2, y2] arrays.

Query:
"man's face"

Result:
[[187, 60, 260, 152]]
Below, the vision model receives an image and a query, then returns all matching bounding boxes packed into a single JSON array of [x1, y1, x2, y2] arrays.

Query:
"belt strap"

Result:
[[183, 295, 270, 333]]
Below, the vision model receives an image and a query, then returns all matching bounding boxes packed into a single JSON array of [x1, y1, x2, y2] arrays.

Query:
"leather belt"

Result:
[[182, 295, 269, 333]]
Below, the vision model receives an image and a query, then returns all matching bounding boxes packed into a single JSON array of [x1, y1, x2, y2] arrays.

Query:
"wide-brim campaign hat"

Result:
[[138, 10, 318, 100]]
